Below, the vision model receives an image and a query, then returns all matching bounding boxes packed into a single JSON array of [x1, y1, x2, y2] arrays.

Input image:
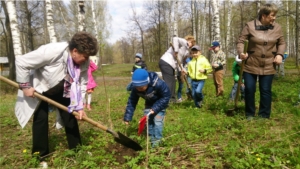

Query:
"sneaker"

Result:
[[176, 98, 183, 103], [151, 140, 161, 148], [39, 161, 48, 169], [246, 116, 254, 121], [197, 101, 203, 108], [169, 98, 177, 104], [294, 102, 300, 107]]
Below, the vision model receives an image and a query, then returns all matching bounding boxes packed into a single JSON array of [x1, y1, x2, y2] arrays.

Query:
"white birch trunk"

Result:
[[226, 0, 232, 53], [173, 1, 178, 37], [168, 0, 172, 43], [45, 0, 57, 43], [6, 0, 22, 57], [202, 0, 209, 48], [90, 0, 99, 65], [211, 0, 220, 42], [78, 1, 85, 32], [286, 1, 289, 53], [192, 1, 196, 38]]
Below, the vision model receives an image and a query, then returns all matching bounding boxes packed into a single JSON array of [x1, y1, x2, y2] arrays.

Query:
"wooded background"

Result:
[[0, 0, 299, 80]]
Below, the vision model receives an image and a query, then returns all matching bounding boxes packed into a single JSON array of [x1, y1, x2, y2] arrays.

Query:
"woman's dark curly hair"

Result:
[[68, 32, 98, 56]]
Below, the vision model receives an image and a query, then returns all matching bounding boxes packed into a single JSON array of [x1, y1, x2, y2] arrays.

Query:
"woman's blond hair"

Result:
[[184, 35, 196, 46]]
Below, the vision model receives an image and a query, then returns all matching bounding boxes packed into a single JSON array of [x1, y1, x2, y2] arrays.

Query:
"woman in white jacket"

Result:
[[159, 35, 195, 103], [15, 32, 98, 163]]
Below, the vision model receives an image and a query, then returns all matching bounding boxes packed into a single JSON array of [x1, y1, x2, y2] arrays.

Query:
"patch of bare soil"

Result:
[[106, 143, 138, 164]]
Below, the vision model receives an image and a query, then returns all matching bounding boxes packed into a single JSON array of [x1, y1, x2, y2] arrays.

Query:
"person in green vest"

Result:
[[229, 55, 245, 101]]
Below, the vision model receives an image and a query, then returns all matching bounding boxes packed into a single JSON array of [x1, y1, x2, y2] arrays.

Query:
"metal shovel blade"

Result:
[[114, 132, 143, 151]]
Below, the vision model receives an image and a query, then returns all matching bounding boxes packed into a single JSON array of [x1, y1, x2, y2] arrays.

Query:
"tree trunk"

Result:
[[286, 1, 289, 55], [23, 0, 34, 52], [5, 0, 22, 80], [211, 0, 220, 42], [192, 1, 196, 38], [91, 0, 99, 65], [173, 1, 178, 37], [45, 0, 57, 43], [296, 0, 299, 66], [78, 1, 85, 32]]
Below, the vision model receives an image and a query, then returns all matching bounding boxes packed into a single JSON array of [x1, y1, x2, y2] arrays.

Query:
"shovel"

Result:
[[170, 42, 193, 99], [226, 40, 248, 116], [0, 76, 143, 151]]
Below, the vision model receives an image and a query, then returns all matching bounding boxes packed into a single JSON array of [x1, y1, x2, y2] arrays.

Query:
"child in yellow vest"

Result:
[[187, 45, 212, 108]]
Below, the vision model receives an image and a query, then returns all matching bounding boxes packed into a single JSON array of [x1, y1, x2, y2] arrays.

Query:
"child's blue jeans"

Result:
[[143, 109, 165, 146], [191, 80, 205, 108], [229, 82, 245, 100]]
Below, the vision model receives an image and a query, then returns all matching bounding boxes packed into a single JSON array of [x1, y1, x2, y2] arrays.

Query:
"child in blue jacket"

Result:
[[123, 69, 171, 147]]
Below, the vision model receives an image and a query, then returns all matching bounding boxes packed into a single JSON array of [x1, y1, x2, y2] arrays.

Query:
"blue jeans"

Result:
[[177, 71, 192, 99], [177, 81, 183, 99], [229, 82, 245, 100], [243, 72, 274, 118], [191, 80, 205, 108], [186, 76, 192, 93], [177, 71, 184, 99], [144, 109, 165, 144]]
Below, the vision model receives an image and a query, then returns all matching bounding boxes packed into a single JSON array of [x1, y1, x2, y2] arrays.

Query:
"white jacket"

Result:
[[160, 37, 189, 70], [15, 42, 89, 128]]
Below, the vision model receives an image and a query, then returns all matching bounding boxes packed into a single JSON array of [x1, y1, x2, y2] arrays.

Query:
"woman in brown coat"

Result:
[[237, 3, 286, 120]]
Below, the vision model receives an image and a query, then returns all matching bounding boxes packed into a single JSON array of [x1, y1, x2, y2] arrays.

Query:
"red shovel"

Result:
[[138, 112, 151, 136]]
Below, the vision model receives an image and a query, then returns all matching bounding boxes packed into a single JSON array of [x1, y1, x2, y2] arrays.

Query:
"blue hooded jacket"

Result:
[[124, 72, 171, 121]]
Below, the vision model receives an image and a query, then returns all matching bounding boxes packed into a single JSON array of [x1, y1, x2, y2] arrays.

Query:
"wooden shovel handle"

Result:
[[234, 40, 248, 106], [0, 76, 114, 133], [170, 42, 192, 90]]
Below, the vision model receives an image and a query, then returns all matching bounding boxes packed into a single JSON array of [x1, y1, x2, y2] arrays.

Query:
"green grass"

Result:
[[0, 62, 300, 168]]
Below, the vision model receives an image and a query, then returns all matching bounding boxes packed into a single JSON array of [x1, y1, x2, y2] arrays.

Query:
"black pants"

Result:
[[32, 81, 81, 158], [159, 59, 176, 100]]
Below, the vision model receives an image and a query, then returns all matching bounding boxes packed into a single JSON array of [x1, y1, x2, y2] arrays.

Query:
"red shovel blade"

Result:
[[138, 116, 147, 136]]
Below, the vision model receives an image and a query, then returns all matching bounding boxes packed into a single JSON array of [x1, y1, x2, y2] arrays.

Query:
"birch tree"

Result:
[[225, 0, 232, 53], [286, 1, 289, 54], [173, 1, 178, 37], [296, 0, 299, 66], [45, 0, 57, 43], [211, 0, 220, 42], [78, 1, 85, 32], [5, 0, 22, 80], [90, 0, 99, 65], [192, 1, 196, 38]]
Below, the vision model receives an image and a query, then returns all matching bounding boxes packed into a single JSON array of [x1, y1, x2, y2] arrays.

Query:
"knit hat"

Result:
[[135, 53, 142, 59], [131, 69, 149, 87], [235, 55, 242, 63]]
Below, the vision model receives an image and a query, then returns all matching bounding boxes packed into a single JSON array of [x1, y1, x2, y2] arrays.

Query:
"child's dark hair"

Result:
[[69, 32, 99, 56]]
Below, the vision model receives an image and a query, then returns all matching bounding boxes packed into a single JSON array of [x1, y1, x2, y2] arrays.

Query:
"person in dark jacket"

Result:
[[124, 69, 171, 147], [131, 53, 147, 73], [126, 53, 148, 91]]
